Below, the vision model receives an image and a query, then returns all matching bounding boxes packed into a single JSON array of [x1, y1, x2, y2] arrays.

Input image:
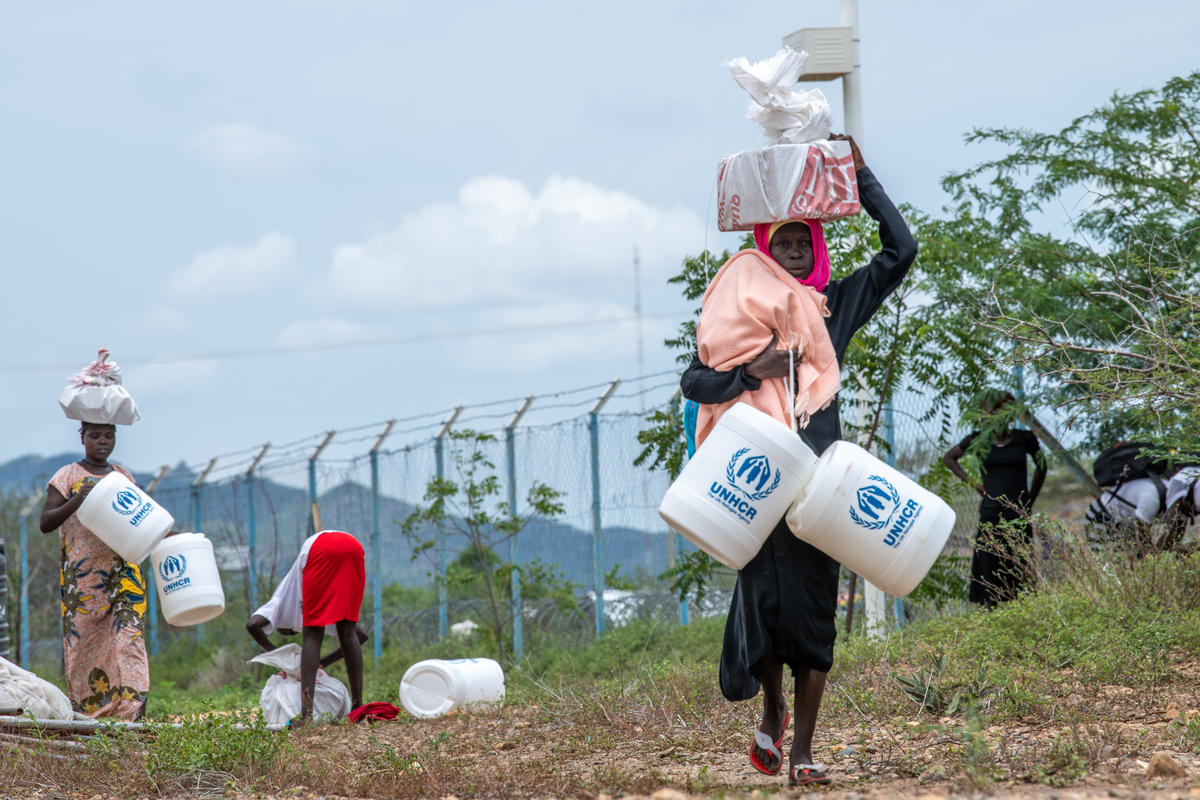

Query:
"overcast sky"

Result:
[[3, 1, 1197, 477]]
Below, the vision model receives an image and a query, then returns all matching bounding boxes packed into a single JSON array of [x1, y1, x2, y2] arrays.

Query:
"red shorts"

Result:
[[301, 531, 365, 627]]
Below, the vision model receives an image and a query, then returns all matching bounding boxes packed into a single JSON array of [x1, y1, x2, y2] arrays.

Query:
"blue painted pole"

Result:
[[191, 484, 205, 643], [589, 411, 604, 636], [506, 427, 522, 661], [677, 532, 690, 625], [247, 477, 257, 611], [587, 381, 618, 637], [435, 436, 447, 640], [368, 420, 394, 661], [19, 507, 30, 669], [884, 403, 905, 629]]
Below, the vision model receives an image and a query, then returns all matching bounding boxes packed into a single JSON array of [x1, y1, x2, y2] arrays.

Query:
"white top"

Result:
[[1166, 466, 1200, 510], [1093, 478, 1163, 524], [252, 532, 334, 635]]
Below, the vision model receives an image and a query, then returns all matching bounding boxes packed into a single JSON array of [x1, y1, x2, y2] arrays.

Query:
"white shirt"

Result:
[[1166, 466, 1200, 510], [252, 533, 336, 635], [1092, 478, 1163, 524]]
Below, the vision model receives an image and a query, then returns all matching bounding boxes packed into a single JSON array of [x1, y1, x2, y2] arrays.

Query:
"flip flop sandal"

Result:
[[789, 763, 832, 787], [748, 710, 790, 775]]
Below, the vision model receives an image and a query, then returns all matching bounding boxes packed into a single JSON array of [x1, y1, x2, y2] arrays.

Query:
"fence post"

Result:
[[883, 403, 905, 628], [505, 396, 534, 663], [16, 494, 40, 669], [435, 407, 463, 641], [245, 445, 270, 613], [369, 421, 395, 661], [143, 467, 168, 657], [308, 432, 336, 535], [191, 458, 217, 644], [589, 380, 620, 636], [672, 390, 690, 626], [0, 536, 7, 663]]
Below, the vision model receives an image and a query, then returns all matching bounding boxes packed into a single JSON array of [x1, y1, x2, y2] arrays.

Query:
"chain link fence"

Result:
[[6, 372, 1067, 671]]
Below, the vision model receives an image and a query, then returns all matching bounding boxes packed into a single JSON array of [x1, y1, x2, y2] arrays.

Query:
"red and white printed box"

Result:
[[716, 140, 860, 231]]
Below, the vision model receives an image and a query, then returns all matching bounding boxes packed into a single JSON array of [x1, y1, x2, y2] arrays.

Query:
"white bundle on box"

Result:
[[58, 348, 140, 425], [717, 47, 860, 231]]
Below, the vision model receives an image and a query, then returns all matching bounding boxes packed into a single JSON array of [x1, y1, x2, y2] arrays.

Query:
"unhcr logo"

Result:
[[725, 448, 781, 501], [159, 553, 188, 583], [112, 487, 142, 516], [705, 447, 781, 526], [848, 474, 923, 549], [849, 475, 900, 531]]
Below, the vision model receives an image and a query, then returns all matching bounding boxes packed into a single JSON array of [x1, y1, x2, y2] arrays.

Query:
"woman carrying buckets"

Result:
[[39, 351, 152, 720], [681, 136, 916, 786]]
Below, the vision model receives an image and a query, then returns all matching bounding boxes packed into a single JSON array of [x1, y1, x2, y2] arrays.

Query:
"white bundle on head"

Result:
[[58, 348, 141, 425], [726, 48, 833, 145]]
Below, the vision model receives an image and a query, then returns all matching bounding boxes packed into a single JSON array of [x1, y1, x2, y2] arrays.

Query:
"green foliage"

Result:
[[140, 710, 291, 785], [939, 70, 1200, 448], [400, 429, 573, 665], [906, 552, 970, 610]]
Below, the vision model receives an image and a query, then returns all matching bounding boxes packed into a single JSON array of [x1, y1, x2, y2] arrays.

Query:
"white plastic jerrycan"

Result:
[[76, 472, 175, 564], [399, 658, 505, 719], [150, 533, 226, 626], [659, 402, 819, 570], [786, 440, 956, 596]]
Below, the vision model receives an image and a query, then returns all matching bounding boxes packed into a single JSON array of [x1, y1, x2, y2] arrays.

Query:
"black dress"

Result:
[[956, 429, 1041, 607], [680, 166, 917, 701]]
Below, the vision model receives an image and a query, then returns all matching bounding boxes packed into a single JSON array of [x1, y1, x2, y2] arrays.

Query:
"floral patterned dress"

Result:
[[48, 462, 149, 719]]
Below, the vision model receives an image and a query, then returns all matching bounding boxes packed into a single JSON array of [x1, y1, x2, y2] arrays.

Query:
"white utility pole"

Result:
[[785, 0, 887, 640]]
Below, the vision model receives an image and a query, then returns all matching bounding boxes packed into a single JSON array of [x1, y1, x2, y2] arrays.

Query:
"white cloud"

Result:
[[163, 232, 297, 303], [186, 123, 313, 175], [314, 174, 706, 313]]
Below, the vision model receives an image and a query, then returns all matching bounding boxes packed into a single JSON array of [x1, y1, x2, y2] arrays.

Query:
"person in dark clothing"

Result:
[[680, 135, 916, 786], [942, 391, 1046, 607]]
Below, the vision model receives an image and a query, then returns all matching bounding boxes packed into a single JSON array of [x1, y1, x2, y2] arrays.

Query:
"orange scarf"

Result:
[[694, 249, 840, 447]]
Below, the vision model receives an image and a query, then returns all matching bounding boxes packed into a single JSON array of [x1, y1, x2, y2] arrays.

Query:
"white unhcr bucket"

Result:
[[399, 658, 505, 719], [786, 441, 956, 596], [150, 533, 226, 626], [75, 472, 175, 564], [658, 402, 818, 570]]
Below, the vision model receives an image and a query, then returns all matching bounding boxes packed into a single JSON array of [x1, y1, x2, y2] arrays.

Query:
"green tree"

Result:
[[400, 430, 573, 664], [939, 70, 1200, 449]]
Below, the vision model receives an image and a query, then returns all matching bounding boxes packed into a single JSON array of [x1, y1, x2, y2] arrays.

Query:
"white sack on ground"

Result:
[[250, 643, 351, 725], [0, 656, 75, 720], [58, 348, 140, 425], [717, 140, 860, 230]]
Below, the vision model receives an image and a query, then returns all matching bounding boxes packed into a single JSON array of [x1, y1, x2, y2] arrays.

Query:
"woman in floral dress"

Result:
[[40, 421, 149, 719]]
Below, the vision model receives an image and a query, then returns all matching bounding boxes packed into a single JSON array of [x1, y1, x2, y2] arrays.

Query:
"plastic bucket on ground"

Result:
[[786, 440, 956, 596], [149, 533, 226, 626], [399, 658, 505, 719], [658, 402, 819, 570], [75, 472, 175, 564]]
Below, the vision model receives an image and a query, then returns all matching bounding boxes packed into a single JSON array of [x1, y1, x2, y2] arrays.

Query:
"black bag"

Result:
[[1092, 441, 1171, 487]]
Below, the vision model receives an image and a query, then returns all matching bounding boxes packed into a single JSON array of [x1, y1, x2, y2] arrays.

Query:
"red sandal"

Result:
[[748, 710, 790, 775], [788, 763, 831, 786]]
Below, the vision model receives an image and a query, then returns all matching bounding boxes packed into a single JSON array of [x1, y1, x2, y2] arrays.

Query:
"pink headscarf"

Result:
[[752, 220, 831, 292]]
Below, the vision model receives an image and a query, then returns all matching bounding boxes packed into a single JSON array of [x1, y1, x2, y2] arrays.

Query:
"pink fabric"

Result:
[[751, 220, 831, 292], [694, 249, 840, 447]]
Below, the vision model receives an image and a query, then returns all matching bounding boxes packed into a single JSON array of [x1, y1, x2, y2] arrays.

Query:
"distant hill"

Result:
[[0, 453, 673, 588]]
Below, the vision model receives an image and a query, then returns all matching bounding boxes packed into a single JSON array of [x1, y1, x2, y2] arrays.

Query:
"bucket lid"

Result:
[[399, 661, 456, 719]]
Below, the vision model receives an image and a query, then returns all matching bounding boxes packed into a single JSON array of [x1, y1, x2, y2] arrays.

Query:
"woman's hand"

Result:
[[830, 133, 866, 172], [745, 332, 802, 380]]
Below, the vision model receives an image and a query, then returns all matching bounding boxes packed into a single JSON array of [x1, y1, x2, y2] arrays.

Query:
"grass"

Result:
[[6, 517, 1200, 797]]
